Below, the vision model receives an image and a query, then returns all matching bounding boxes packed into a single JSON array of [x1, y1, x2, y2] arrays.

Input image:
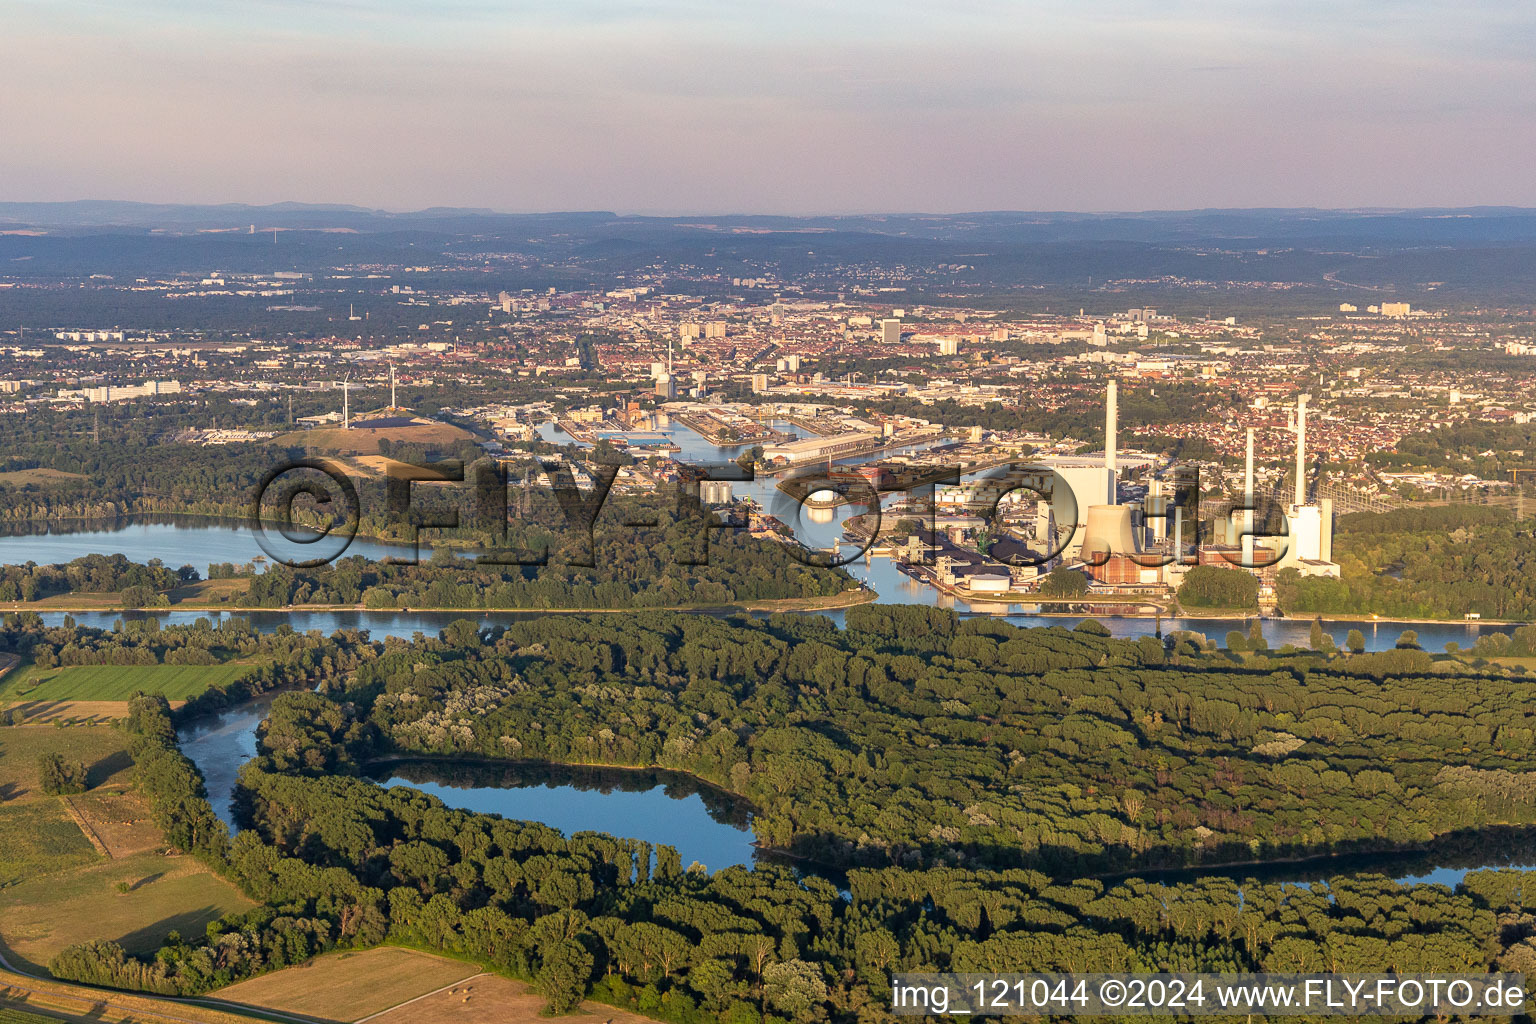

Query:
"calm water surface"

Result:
[[367, 760, 760, 873], [32, 601, 1520, 653], [8, 419, 1534, 886], [176, 704, 1536, 889]]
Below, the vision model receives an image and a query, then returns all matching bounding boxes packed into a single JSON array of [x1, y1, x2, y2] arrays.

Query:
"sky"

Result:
[[3, 0, 1536, 214]]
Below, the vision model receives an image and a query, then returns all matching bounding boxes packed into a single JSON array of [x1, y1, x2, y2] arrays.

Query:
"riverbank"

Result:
[[0, 586, 878, 617]]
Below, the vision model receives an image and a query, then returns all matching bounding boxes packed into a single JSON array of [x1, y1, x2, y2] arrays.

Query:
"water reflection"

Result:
[[177, 690, 278, 825], [366, 759, 762, 872], [1113, 826, 1536, 890], [0, 514, 419, 577]]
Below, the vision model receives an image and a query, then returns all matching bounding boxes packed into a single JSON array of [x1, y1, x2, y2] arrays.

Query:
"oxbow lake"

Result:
[[174, 696, 1536, 887]]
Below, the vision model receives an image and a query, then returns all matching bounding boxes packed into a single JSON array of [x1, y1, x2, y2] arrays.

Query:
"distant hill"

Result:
[[5, 202, 1536, 245], [7, 204, 1536, 306]]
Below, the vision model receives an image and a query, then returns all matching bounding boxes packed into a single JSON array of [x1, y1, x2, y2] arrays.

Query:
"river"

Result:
[[22, 600, 1518, 654], [8, 416, 1536, 887], [0, 516, 1511, 651]]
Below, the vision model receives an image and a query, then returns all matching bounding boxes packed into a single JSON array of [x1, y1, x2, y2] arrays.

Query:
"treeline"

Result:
[[0, 518, 854, 617], [1177, 565, 1259, 610], [0, 435, 299, 524], [1278, 505, 1536, 620], [121, 694, 230, 863], [50, 688, 1536, 1022], [0, 553, 191, 604]]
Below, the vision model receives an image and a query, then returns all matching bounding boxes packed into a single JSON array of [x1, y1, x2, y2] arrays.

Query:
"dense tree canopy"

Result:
[[48, 667, 1536, 1024]]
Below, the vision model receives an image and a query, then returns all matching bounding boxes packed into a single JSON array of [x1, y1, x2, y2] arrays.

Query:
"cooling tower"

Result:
[[1081, 504, 1136, 565]]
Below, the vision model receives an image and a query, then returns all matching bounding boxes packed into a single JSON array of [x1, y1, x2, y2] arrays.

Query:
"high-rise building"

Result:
[[705, 322, 728, 339], [881, 319, 902, 345], [750, 373, 770, 393], [1380, 301, 1411, 317]]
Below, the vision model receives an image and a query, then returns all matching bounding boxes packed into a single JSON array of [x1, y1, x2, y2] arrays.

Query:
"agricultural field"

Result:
[[0, 964, 265, 1024], [0, 1008, 67, 1024], [0, 724, 251, 971], [213, 947, 479, 1022], [0, 728, 130, 886], [368, 974, 664, 1024], [0, 663, 250, 703], [67, 788, 163, 858], [0, 853, 251, 972], [0, 801, 98, 885], [0, 727, 131, 801]]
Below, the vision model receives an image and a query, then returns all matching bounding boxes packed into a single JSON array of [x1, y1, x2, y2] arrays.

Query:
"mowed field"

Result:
[[0, 726, 252, 971], [0, 854, 252, 971], [2, 663, 250, 702], [0, 1008, 65, 1024], [368, 974, 665, 1024], [213, 948, 479, 1022], [0, 468, 86, 486]]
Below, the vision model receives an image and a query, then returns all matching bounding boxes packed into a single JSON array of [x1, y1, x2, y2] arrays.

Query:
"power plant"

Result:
[[1226, 395, 1336, 577], [1065, 385, 1336, 589], [1277, 394, 1336, 573], [1079, 378, 1137, 565], [1023, 382, 1334, 590]]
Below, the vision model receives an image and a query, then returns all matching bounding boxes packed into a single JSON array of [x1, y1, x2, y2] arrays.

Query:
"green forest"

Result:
[[22, 610, 1536, 1024]]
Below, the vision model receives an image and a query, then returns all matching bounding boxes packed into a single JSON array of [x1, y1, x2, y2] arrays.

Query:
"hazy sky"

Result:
[[4, 0, 1535, 213]]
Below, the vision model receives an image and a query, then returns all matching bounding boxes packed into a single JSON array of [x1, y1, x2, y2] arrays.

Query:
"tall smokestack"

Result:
[[1243, 427, 1255, 567], [1294, 394, 1309, 506], [1106, 378, 1118, 505]]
